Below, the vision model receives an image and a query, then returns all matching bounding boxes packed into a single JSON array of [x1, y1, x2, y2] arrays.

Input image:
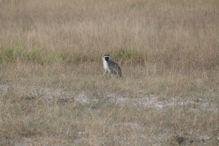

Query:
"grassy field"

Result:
[[0, 0, 218, 145]]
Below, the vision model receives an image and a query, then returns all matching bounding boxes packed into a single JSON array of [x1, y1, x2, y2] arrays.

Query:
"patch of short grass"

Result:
[[0, 48, 58, 65], [0, 48, 146, 65], [111, 48, 145, 64]]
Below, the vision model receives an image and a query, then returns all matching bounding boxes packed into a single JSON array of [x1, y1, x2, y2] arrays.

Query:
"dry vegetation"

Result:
[[0, 0, 218, 145]]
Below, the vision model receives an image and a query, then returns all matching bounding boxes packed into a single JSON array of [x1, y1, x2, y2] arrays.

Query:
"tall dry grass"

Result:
[[0, 0, 218, 72]]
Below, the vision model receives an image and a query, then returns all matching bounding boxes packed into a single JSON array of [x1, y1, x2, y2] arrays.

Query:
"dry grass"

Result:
[[1, 0, 219, 71], [0, 0, 218, 145]]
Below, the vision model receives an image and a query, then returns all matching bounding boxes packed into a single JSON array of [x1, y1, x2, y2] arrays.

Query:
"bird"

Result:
[[102, 54, 122, 77]]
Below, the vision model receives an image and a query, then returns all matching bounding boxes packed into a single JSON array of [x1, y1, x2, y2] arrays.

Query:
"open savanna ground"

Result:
[[0, 0, 219, 145]]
